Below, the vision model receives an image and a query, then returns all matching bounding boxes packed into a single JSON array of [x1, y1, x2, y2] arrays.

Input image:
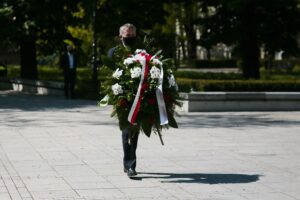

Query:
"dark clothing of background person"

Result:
[[60, 51, 77, 99]]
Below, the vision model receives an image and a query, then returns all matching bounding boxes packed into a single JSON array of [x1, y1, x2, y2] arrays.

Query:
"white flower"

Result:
[[133, 54, 145, 62], [150, 66, 161, 79], [152, 58, 162, 66], [135, 49, 147, 54], [168, 74, 176, 87], [124, 57, 135, 65], [112, 68, 123, 79], [111, 83, 123, 95], [130, 67, 142, 78]]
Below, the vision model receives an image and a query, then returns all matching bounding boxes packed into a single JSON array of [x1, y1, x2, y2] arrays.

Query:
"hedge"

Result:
[[193, 59, 238, 68], [174, 71, 243, 80], [177, 78, 300, 92]]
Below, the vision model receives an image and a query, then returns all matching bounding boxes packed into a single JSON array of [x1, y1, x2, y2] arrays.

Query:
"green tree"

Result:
[[202, 0, 300, 79], [80, 0, 168, 54], [165, 0, 200, 62], [0, 0, 79, 79]]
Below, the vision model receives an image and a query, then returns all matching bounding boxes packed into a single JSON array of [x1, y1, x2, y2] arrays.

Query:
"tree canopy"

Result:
[[0, 0, 299, 79], [201, 0, 300, 78], [1, 0, 79, 79]]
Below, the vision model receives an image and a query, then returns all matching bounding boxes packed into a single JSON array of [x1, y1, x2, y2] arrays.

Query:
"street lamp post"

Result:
[[91, 0, 98, 95]]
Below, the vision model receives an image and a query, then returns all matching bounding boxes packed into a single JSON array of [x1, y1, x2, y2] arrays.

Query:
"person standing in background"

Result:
[[60, 45, 77, 99]]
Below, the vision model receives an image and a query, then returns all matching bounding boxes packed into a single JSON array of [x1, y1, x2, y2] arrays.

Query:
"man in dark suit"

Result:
[[60, 45, 77, 99], [108, 23, 140, 177]]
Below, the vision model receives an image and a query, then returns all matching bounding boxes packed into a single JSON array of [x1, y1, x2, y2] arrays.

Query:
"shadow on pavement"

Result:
[[133, 172, 261, 184], [178, 113, 300, 128], [1, 91, 300, 129]]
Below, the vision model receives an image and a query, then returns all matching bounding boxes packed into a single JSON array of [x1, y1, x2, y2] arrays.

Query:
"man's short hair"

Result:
[[119, 23, 136, 35]]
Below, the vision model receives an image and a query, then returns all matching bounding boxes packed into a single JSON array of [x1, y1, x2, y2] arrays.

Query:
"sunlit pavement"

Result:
[[0, 90, 300, 200]]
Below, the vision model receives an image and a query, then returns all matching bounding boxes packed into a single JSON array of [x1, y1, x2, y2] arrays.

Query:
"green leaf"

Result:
[[101, 55, 116, 69], [168, 113, 178, 128], [141, 120, 152, 137]]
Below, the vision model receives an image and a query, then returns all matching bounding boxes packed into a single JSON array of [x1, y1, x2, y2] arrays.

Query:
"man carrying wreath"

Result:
[[104, 23, 180, 178], [108, 23, 140, 177]]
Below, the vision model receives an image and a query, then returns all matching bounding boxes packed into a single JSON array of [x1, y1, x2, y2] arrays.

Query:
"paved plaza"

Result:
[[0, 90, 300, 200]]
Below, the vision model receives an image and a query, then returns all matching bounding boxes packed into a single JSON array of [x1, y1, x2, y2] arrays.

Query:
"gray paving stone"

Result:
[[0, 192, 12, 200], [1, 91, 300, 200], [76, 188, 124, 199]]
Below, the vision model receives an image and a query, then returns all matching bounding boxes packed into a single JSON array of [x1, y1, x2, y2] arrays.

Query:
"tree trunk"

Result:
[[239, 4, 260, 79], [239, 38, 260, 79], [179, 23, 187, 60], [20, 36, 38, 79], [183, 1, 197, 63], [207, 47, 211, 60]]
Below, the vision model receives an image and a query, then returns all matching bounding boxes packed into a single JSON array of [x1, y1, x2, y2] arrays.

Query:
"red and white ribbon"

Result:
[[128, 53, 168, 125], [127, 53, 151, 124]]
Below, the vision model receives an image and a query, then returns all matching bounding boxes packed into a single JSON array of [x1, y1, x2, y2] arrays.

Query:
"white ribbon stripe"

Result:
[[156, 64, 168, 125]]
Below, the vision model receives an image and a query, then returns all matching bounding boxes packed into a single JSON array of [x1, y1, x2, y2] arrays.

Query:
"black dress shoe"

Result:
[[127, 169, 137, 177]]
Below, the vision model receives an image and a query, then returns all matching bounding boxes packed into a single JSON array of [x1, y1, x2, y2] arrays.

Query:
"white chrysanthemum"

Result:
[[124, 57, 135, 65], [135, 49, 147, 54], [150, 66, 161, 79], [130, 67, 142, 78], [133, 54, 145, 62], [152, 58, 162, 66], [112, 68, 123, 79], [168, 74, 176, 87], [111, 83, 123, 95]]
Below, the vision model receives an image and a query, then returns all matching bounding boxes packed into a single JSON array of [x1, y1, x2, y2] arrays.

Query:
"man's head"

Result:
[[67, 45, 75, 53], [119, 23, 136, 47]]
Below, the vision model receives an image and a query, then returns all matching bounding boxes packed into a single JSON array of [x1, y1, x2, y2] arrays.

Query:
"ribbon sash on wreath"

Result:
[[127, 53, 168, 125]]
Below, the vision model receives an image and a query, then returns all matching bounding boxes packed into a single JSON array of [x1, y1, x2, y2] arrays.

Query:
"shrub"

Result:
[[0, 66, 7, 77], [193, 59, 238, 68], [177, 78, 300, 92], [174, 71, 243, 80]]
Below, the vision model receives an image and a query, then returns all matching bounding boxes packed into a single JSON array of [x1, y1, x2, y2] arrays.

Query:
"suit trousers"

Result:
[[122, 128, 139, 170], [64, 68, 76, 98]]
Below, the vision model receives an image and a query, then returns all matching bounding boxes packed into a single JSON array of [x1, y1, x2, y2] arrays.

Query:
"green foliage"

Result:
[[66, 3, 93, 66], [4, 65, 300, 98], [1, 0, 79, 51], [5, 65, 106, 100], [177, 78, 300, 92], [201, 0, 300, 78], [1, 0, 299, 80], [38, 66, 63, 81], [174, 71, 243, 80], [0, 0, 80, 79], [0, 68, 7, 76], [193, 60, 238, 68]]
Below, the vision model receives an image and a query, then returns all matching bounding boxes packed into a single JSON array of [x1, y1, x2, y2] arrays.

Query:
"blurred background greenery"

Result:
[[0, 0, 300, 99]]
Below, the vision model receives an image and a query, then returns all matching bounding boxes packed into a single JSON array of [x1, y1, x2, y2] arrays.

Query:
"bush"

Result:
[[0, 66, 7, 77], [192, 59, 238, 68], [174, 71, 243, 80], [177, 78, 300, 92]]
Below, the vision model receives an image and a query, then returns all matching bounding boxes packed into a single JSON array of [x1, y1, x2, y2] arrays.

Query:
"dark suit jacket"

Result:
[[107, 38, 143, 59], [60, 52, 78, 74], [108, 47, 117, 58]]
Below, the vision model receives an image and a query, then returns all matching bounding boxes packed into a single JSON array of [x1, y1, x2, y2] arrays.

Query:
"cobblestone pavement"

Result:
[[0, 90, 300, 200]]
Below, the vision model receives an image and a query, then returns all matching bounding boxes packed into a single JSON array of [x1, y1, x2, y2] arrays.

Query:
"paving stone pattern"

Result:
[[0, 90, 300, 200]]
